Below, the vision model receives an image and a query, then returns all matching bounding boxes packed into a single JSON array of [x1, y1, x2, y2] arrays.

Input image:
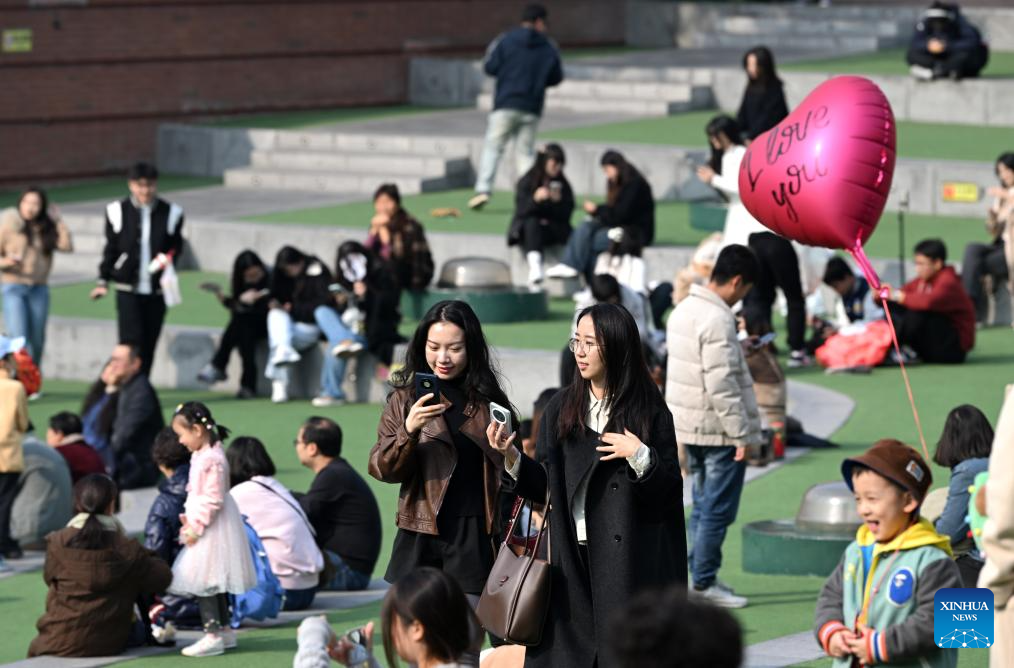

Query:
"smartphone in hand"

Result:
[[415, 372, 441, 407]]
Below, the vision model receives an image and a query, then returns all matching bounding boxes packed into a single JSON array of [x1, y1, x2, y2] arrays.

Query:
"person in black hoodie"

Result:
[[196, 250, 271, 399], [907, 2, 988, 81], [107, 343, 164, 490], [508, 143, 575, 289], [546, 151, 655, 283], [468, 4, 563, 211], [89, 163, 184, 377], [736, 46, 789, 143], [265, 246, 359, 406], [334, 241, 403, 374]]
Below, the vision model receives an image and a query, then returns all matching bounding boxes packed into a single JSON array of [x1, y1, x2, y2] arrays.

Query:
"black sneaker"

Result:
[[3, 546, 24, 560]]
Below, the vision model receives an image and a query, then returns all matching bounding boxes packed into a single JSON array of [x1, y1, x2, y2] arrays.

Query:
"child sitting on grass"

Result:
[[815, 439, 961, 667]]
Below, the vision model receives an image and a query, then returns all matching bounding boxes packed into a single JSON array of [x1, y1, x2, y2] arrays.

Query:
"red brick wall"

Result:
[[0, 0, 624, 183]]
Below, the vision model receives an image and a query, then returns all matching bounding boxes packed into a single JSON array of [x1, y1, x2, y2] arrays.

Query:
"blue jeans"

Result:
[[282, 586, 317, 611], [313, 306, 367, 400], [1, 283, 49, 365], [687, 445, 746, 589], [560, 220, 611, 281], [323, 550, 371, 592]]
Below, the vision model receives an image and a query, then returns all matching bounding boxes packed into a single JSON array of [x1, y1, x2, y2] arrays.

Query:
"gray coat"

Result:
[[502, 391, 686, 668]]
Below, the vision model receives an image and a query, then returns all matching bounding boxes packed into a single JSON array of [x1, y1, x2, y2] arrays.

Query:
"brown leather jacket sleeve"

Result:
[[369, 390, 420, 484]]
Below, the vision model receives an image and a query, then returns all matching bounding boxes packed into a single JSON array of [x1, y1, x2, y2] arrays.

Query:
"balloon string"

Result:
[[879, 292, 931, 462], [849, 240, 930, 461]]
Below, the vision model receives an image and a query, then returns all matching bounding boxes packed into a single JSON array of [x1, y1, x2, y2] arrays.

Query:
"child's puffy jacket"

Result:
[[815, 519, 961, 667]]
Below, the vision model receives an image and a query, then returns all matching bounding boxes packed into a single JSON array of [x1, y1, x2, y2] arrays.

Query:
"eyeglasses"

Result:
[[568, 338, 601, 353]]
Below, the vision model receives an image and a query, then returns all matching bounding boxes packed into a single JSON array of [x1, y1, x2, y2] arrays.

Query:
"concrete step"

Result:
[[719, 15, 904, 38], [685, 32, 892, 52], [51, 251, 101, 276], [223, 167, 469, 195], [272, 130, 472, 157], [249, 149, 471, 177], [551, 79, 697, 101], [71, 232, 105, 254], [477, 92, 693, 116]]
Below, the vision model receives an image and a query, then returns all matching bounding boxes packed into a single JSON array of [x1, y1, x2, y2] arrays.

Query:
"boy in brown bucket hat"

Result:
[[814, 439, 962, 668]]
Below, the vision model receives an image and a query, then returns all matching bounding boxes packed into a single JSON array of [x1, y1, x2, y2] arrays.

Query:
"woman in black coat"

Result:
[[508, 143, 575, 289], [736, 46, 789, 142], [545, 151, 655, 284], [487, 303, 686, 668]]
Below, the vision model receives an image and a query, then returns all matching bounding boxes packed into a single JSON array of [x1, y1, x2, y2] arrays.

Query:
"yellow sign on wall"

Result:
[[2, 29, 33, 53], [942, 182, 980, 203]]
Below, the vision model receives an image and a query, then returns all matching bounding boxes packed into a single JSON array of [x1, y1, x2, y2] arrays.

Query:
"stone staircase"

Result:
[[51, 213, 105, 284], [223, 130, 473, 195], [477, 79, 714, 116]]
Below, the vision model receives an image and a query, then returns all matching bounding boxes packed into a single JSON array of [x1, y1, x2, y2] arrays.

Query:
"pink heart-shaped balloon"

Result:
[[738, 75, 896, 252]]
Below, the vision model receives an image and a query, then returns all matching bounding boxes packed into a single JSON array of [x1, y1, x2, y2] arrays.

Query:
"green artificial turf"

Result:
[[784, 48, 1014, 79], [542, 111, 1012, 162], [200, 105, 448, 130], [244, 187, 702, 246], [0, 175, 222, 210]]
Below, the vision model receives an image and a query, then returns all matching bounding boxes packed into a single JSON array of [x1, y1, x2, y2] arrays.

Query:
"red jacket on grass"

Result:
[[901, 266, 976, 352]]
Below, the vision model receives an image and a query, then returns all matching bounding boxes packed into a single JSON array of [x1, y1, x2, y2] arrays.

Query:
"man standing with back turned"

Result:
[[468, 4, 563, 211]]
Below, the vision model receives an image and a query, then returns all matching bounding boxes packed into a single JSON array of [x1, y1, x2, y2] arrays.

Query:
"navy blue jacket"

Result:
[[144, 463, 190, 564], [910, 6, 984, 55], [484, 26, 563, 115]]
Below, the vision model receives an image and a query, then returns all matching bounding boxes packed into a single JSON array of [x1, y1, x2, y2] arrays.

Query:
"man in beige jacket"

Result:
[[666, 244, 762, 609], [979, 384, 1014, 667]]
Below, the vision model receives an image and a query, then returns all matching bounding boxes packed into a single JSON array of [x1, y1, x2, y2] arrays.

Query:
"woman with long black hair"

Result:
[[197, 250, 271, 398], [488, 303, 685, 668], [0, 187, 73, 367], [545, 150, 654, 282], [736, 46, 789, 142], [370, 300, 516, 602], [508, 143, 575, 289]]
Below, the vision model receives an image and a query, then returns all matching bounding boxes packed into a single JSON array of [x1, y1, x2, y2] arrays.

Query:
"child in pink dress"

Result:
[[168, 402, 256, 657]]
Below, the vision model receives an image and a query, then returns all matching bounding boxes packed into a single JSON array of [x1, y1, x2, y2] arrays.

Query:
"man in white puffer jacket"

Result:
[[666, 243, 763, 610]]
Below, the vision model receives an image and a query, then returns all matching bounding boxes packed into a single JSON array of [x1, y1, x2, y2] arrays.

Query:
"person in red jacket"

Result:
[[886, 238, 976, 364], [46, 412, 106, 484]]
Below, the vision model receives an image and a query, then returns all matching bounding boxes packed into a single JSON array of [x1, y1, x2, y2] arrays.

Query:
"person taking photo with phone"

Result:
[[369, 300, 516, 608], [487, 302, 686, 668]]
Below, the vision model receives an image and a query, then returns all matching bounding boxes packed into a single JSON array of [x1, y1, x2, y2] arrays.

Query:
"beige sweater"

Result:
[[979, 385, 1014, 607], [0, 207, 73, 286], [0, 376, 28, 472]]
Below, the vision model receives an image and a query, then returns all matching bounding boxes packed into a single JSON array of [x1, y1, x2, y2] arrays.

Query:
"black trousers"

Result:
[[519, 217, 572, 254], [211, 311, 268, 392], [906, 43, 989, 78], [116, 291, 167, 377], [0, 472, 20, 552], [197, 594, 231, 633], [962, 241, 1009, 317], [888, 303, 966, 364], [745, 232, 806, 352]]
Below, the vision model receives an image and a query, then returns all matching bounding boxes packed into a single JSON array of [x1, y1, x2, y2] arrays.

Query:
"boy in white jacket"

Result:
[[666, 244, 763, 609]]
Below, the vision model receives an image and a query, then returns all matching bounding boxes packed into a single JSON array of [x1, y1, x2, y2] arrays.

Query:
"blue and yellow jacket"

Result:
[[814, 518, 962, 667]]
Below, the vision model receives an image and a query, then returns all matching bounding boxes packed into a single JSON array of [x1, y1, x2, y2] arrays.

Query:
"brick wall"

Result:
[[0, 0, 624, 183]]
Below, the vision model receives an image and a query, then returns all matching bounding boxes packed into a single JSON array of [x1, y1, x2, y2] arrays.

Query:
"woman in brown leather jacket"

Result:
[[369, 300, 517, 600]]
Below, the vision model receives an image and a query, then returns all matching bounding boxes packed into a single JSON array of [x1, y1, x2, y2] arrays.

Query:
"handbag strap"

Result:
[[251, 478, 316, 537]]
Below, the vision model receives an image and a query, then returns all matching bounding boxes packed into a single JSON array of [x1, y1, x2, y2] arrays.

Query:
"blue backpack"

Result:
[[230, 517, 284, 627]]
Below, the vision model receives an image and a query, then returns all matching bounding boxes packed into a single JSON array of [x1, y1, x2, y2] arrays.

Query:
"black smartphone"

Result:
[[414, 372, 441, 407]]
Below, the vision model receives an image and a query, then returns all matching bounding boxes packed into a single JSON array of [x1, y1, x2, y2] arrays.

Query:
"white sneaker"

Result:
[[468, 192, 490, 210], [692, 583, 748, 609], [331, 340, 364, 359], [181, 633, 225, 657], [28, 391, 43, 401], [151, 621, 177, 644], [545, 263, 579, 279], [271, 380, 289, 404], [220, 628, 237, 650], [909, 64, 934, 81], [270, 345, 301, 367], [311, 395, 346, 408]]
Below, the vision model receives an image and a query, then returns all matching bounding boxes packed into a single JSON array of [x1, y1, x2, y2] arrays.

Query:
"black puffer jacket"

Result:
[[143, 463, 189, 564]]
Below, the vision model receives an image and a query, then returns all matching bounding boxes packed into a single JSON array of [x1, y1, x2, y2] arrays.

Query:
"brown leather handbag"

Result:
[[476, 492, 552, 646]]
